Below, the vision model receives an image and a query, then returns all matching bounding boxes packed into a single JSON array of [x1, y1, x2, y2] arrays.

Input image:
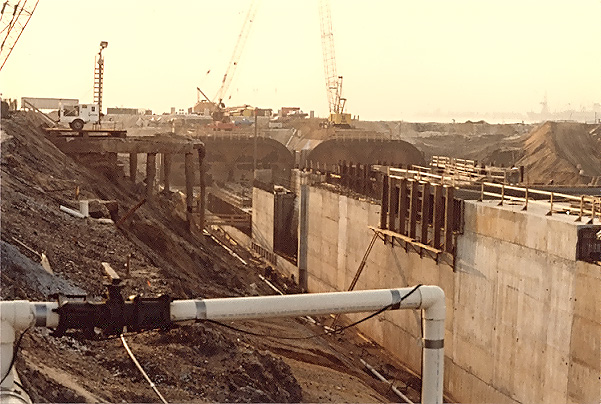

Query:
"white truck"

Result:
[[58, 103, 100, 130]]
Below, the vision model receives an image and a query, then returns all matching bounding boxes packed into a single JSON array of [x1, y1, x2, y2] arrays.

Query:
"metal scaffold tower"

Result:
[[0, 0, 39, 71], [94, 41, 108, 120]]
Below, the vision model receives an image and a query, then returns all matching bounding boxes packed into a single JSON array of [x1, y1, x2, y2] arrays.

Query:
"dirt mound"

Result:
[[517, 121, 601, 185], [1, 111, 418, 402]]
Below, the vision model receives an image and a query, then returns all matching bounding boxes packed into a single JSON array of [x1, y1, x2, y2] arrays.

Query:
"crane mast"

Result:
[[318, 0, 351, 128], [214, 0, 259, 105]]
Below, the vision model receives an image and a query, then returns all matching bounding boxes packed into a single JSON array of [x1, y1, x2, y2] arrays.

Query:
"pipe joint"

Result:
[[419, 285, 446, 320], [0, 301, 35, 332]]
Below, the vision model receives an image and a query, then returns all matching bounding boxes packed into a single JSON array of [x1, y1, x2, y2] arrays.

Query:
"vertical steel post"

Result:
[[432, 184, 444, 249], [421, 181, 431, 244], [409, 180, 419, 239], [444, 186, 454, 253]]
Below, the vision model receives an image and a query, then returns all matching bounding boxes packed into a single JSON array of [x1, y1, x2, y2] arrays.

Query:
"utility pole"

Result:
[[94, 41, 108, 124]]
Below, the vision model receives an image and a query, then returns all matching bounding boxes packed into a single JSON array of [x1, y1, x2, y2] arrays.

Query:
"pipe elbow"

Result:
[[419, 286, 446, 321], [0, 301, 36, 332]]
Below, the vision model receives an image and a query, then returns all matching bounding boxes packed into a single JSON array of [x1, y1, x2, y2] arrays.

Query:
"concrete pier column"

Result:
[[298, 172, 309, 291], [184, 152, 195, 232], [163, 153, 172, 193], [129, 153, 138, 182], [197, 148, 206, 235], [146, 153, 157, 201]]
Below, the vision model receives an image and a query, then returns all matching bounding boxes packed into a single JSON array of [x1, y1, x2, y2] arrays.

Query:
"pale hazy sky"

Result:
[[1, 0, 600, 121]]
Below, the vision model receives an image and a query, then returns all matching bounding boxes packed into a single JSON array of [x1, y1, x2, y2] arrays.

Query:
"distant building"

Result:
[[280, 107, 300, 117], [107, 107, 139, 115]]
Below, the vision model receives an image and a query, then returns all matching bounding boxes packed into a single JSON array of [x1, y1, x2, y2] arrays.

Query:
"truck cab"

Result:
[[59, 103, 100, 130]]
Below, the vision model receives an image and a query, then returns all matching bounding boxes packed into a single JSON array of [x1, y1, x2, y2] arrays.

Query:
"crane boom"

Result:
[[318, 0, 338, 114], [318, 0, 351, 127], [0, 0, 40, 72], [214, 0, 259, 104]]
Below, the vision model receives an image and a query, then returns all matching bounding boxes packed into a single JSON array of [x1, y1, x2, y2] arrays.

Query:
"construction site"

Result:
[[1, 1, 601, 404]]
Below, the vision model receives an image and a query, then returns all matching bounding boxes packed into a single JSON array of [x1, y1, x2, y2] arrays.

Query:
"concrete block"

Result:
[[321, 217, 340, 241], [523, 212, 549, 252], [454, 274, 496, 347], [545, 305, 573, 352], [513, 338, 545, 404], [567, 360, 601, 404], [570, 315, 601, 371], [453, 334, 494, 384], [309, 186, 323, 211], [515, 293, 547, 344], [320, 261, 338, 289], [541, 346, 569, 403], [321, 190, 339, 221], [492, 322, 517, 397], [573, 262, 601, 322], [548, 259, 575, 313], [336, 200, 348, 282], [445, 359, 519, 404], [495, 277, 520, 328], [546, 219, 579, 260]]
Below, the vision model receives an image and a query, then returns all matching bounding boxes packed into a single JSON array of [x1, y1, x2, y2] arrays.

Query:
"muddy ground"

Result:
[[1, 112, 422, 403]]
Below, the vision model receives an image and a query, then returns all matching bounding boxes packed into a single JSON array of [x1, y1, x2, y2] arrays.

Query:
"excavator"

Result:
[[195, 86, 233, 130]]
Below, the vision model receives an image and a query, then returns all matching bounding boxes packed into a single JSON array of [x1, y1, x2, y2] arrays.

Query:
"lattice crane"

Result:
[[214, 0, 259, 106], [0, 0, 39, 72], [195, 0, 259, 123], [318, 0, 351, 128]]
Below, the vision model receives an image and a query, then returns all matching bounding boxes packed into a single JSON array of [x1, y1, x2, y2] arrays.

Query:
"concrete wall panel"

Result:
[[286, 186, 600, 404], [252, 188, 274, 250]]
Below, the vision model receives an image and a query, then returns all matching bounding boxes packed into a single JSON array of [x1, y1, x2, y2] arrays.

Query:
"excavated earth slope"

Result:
[[516, 121, 601, 185], [1, 112, 422, 403]]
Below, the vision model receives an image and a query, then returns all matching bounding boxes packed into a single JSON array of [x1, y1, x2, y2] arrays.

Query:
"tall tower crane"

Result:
[[318, 0, 351, 128], [0, 0, 40, 72]]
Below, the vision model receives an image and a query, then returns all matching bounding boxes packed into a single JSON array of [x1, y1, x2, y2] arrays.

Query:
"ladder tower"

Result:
[[94, 41, 108, 122]]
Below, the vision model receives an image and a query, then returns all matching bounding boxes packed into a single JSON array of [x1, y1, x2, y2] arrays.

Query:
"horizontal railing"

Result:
[[430, 155, 520, 184], [303, 163, 600, 223], [478, 182, 600, 222]]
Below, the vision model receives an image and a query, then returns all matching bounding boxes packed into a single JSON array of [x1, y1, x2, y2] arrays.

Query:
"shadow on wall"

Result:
[[307, 139, 426, 167]]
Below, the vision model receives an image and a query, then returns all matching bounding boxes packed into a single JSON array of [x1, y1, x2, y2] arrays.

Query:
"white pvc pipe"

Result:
[[170, 288, 422, 322], [171, 286, 445, 404], [59, 205, 86, 219], [79, 200, 89, 218], [0, 301, 58, 390], [360, 358, 414, 404], [0, 287, 445, 404]]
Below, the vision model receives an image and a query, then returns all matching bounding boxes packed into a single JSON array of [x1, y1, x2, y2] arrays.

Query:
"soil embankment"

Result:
[[516, 121, 601, 185], [1, 111, 420, 403]]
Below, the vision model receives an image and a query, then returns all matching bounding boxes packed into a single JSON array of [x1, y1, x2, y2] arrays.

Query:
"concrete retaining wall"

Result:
[[250, 187, 299, 281], [300, 185, 600, 403], [252, 187, 274, 251]]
